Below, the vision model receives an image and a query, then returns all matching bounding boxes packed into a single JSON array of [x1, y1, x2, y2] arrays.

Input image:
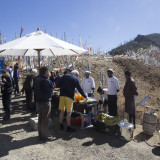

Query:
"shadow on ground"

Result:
[[152, 146, 160, 156], [0, 134, 45, 158], [0, 95, 128, 158], [134, 132, 152, 142], [51, 118, 128, 148]]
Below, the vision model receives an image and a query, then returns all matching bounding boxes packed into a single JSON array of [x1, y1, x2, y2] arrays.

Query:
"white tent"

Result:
[[0, 29, 87, 69]]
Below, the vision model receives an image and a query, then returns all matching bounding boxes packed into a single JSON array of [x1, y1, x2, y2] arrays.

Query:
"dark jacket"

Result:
[[49, 76, 55, 84], [58, 74, 87, 100], [34, 75, 54, 103], [13, 69, 19, 80], [123, 78, 138, 114], [55, 76, 61, 87], [23, 73, 36, 91], [1, 75, 13, 94]]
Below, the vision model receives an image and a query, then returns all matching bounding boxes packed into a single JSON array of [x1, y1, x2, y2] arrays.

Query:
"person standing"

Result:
[[13, 63, 20, 96], [3, 63, 11, 75], [81, 71, 95, 97], [23, 69, 37, 110], [107, 69, 120, 116], [123, 71, 138, 129], [49, 71, 56, 84], [55, 71, 61, 87], [34, 67, 54, 140], [0, 70, 13, 120], [59, 70, 87, 132]]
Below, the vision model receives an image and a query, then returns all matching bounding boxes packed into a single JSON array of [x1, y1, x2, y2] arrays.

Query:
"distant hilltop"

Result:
[[109, 33, 160, 55]]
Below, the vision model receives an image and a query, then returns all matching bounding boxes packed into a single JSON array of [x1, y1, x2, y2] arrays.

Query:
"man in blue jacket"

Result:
[[34, 67, 54, 140], [13, 63, 20, 96], [58, 70, 87, 132]]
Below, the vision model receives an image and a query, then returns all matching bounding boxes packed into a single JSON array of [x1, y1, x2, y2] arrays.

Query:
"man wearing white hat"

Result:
[[107, 69, 120, 116], [81, 71, 95, 97]]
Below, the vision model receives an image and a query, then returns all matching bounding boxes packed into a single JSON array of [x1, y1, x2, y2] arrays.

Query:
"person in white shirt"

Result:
[[107, 69, 120, 116], [97, 86, 108, 112], [81, 71, 95, 97]]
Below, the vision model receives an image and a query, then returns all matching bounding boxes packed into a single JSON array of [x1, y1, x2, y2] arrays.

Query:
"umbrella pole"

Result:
[[38, 50, 41, 73]]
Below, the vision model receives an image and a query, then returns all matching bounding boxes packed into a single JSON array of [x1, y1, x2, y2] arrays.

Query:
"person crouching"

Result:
[[97, 86, 108, 113]]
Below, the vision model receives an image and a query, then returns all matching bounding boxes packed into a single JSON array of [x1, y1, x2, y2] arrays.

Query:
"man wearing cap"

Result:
[[58, 70, 87, 132], [81, 71, 95, 97], [107, 69, 120, 116]]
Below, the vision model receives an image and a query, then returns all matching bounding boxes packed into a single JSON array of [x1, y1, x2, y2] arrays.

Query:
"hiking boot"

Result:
[[66, 126, 76, 132], [60, 123, 64, 130]]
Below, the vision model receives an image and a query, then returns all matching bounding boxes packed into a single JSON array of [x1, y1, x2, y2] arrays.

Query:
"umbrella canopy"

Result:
[[0, 30, 87, 56]]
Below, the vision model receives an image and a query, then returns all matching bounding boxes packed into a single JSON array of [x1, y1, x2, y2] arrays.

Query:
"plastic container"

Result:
[[71, 117, 82, 125]]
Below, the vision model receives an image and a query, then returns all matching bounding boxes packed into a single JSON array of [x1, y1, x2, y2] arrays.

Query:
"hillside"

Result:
[[109, 33, 160, 55]]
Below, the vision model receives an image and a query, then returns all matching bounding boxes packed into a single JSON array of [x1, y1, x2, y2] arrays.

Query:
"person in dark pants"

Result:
[[123, 71, 138, 129], [107, 69, 120, 116], [0, 70, 13, 121], [13, 63, 20, 96], [34, 67, 54, 140], [22, 69, 37, 110]]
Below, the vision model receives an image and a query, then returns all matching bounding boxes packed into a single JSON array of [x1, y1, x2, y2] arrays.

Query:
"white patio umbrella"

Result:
[[0, 28, 87, 70]]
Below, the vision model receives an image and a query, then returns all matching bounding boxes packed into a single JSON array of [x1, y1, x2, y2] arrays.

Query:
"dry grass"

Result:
[[75, 57, 160, 129]]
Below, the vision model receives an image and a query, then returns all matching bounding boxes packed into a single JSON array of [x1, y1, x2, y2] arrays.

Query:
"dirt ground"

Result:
[[0, 57, 160, 160]]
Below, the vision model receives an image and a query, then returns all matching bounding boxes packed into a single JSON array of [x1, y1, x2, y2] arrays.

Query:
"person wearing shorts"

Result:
[[58, 70, 87, 132]]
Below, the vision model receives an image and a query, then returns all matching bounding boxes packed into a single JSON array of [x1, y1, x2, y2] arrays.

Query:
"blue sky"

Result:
[[0, 0, 160, 52]]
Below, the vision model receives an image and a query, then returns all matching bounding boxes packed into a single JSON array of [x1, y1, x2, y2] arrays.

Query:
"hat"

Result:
[[31, 69, 38, 74], [85, 71, 91, 74], [107, 69, 114, 73], [71, 70, 79, 76]]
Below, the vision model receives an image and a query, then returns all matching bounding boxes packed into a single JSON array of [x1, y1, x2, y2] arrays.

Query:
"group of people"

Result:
[[0, 62, 138, 140], [0, 63, 20, 120], [97, 69, 138, 129], [33, 66, 138, 140], [34, 67, 87, 140]]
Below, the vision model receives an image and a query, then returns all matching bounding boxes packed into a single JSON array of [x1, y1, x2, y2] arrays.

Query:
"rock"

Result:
[[29, 117, 53, 131]]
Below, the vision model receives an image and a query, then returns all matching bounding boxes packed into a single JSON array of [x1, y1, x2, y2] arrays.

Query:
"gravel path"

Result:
[[0, 96, 160, 160]]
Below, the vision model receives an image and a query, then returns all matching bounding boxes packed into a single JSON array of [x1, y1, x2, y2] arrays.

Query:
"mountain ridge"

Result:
[[109, 33, 160, 55]]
